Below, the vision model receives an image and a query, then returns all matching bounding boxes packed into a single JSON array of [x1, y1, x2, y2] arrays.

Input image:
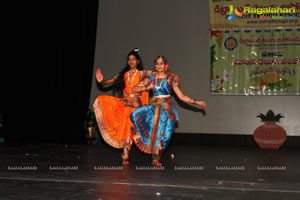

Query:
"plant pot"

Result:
[[253, 121, 287, 149]]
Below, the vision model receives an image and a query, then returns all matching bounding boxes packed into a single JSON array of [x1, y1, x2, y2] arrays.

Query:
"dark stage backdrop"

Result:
[[3, 1, 99, 144]]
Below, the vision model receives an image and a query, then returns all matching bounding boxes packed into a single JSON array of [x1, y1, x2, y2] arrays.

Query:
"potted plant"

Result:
[[253, 110, 286, 149]]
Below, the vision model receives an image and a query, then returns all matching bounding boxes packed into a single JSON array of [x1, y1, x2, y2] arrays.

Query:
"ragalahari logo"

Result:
[[226, 5, 296, 21], [226, 5, 243, 21]]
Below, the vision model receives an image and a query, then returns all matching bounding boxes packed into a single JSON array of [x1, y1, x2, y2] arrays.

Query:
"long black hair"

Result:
[[113, 49, 144, 95]]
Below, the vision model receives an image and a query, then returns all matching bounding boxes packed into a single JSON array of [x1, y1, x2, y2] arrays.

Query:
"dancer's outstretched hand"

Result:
[[197, 101, 206, 110], [96, 68, 104, 83]]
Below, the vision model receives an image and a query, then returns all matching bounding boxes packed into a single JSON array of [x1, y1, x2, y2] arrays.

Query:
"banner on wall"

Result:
[[209, 0, 300, 28], [210, 28, 300, 95]]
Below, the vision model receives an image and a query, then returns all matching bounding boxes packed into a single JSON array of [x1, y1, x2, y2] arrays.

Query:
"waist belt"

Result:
[[153, 95, 170, 98], [123, 92, 141, 98]]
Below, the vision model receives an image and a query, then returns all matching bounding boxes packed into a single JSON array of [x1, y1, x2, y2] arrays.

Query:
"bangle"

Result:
[[190, 98, 194, 104], [190, 98, 197, 105]]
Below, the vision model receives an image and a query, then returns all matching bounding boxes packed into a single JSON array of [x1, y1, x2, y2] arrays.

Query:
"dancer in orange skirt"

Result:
[[93, 49, 179, 165]]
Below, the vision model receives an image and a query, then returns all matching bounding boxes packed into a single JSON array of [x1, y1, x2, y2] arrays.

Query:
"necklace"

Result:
[[155, 76, 164, 90], [127, 70, 138, 86]]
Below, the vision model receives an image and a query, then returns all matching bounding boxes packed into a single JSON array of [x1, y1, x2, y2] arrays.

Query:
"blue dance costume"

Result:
[[130, 75, 179, 159]]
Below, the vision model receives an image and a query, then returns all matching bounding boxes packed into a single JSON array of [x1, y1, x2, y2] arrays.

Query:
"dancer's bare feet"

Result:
[[122, 159, 129, 165], [121, 145, 129, 165], [152, 159, 162, 166]]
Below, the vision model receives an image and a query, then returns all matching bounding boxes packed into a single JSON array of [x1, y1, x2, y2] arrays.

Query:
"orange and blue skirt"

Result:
[[130, 96, 178, 156]]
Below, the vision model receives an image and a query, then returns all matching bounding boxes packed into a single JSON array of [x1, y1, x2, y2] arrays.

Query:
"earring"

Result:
[[165, 63, 169, 71]]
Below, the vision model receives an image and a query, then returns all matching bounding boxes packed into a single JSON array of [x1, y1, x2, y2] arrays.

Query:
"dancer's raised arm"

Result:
[[96, 68, 119, 85]]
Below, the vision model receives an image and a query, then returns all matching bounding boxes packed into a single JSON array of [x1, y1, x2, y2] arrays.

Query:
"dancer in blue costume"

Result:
[[130, 56, 206, 166]]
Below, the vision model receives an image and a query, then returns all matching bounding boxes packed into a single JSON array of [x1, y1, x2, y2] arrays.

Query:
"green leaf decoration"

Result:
[[267, 83, 276, 90], [210, 45, 216, 80], [210, 45, 216, 65], [266, 110, 275, 118], [265, 79, 293, 90], [257, 110, 284, 121], [274, 114, 284, 121], [256, 113, 267, 121]]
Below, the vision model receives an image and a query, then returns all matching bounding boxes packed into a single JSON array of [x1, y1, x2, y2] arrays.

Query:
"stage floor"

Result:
[[0, 143, 299, 200]]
